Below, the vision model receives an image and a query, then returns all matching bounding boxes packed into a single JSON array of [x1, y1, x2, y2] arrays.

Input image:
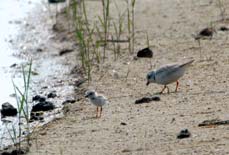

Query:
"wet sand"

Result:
[[0, 0, 78, 149]]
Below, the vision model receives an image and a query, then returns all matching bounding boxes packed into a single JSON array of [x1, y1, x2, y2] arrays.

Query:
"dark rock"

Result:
[[137, 47, 153, 58], [31, 101, 55, 112], [177, 129, 191, 139], [1, 149, 26, 155], [219, 26, 229, 31], [47, 92, 57, 98], [199, 28, 214, 36], [195, 28, 215, 40], [1, 152, 11, 155], [30, 112, 44, 122], [135, 97, 152, 104], [122, 149, 131, 153], [36, 48, 43, 52], [11, 149, 26, 155], [32, 95, 46, 102], [10, 63, 17, 68], [41, 86, 48, 89], [135, 96, 160, 104], [48, 0, 66, 3], [120, 122, 127, 126], [62, 99, 76, 105], [1, 102, 17, 117], [151, 96, 160, 101], [59, 49, 74, 56]]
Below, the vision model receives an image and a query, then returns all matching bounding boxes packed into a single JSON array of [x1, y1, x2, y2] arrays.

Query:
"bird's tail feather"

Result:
[[180, 59, 194, 68]]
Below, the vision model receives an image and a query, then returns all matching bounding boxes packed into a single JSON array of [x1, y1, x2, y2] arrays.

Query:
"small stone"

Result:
[[62, 99, 76, 105], [122, 149, 131, 153], [195, 27, 215, 40], [199, 28, 214, 37], [59, 48, 74, 56], [10, 63, 17, 68], [1, 152, 11, 155], [11, 149, 26, 155], [135, 96, 160, 104], [151, 96, 160, 101], [137, 47, 153, 58], [31, 101, 55, 112], [32, 95, 46, 102], [36, 48, 43, 52], [120, 122, 127, 126], [219, 26, 229, 31], [177, 129, 191, 139], [47, 92, 57, 98], [48, 0, 66, 3], [1, 102, 17, 117]]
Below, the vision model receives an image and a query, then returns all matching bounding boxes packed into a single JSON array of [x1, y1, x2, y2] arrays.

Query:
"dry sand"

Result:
[[27, 0, 229, 154]]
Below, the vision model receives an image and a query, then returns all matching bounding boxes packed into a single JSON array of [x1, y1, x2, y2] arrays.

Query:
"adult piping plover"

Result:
[[85, 90, 108, 118], [146, 60, 194, 93]]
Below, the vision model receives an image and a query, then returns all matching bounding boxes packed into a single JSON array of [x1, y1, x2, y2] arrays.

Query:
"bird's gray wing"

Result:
[[156, 64, 180, 76], [97, 95, 109, 103], [156, 60, 194, 76]]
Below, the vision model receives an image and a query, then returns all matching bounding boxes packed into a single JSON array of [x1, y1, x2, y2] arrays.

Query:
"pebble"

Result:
[[177, 129, 191, 139]]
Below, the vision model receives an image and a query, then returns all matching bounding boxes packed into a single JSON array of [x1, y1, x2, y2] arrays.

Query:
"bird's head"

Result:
[[146, 71, 156, 86], [85, 90, 96, 98]]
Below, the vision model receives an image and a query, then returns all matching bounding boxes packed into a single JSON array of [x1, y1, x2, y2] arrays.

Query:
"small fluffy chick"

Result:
[[85, 90, 108, 118]]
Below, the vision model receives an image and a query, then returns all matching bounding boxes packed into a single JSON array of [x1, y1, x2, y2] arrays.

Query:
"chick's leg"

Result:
[[175, 81, 179, 92]]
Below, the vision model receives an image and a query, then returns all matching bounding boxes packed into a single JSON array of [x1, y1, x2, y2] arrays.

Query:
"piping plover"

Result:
[[85, 90, 108, 118], [146, 60, 194, 93]]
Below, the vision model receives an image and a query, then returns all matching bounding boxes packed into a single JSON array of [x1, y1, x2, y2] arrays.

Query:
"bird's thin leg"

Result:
[[96, 107, 99, 118], [99, 107, 103, 118], [160, 85, 167, 94], [175, 81, 179, 92], [166, 86, 170, 94], [198, 40, 202, 59]]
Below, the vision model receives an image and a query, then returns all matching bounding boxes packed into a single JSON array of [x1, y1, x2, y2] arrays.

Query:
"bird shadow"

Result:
[[82, 116, 100, 120], [151, 91, 178, 96]]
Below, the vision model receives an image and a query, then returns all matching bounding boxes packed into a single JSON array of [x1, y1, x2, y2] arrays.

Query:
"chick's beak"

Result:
[[146, 81, 150, 86]]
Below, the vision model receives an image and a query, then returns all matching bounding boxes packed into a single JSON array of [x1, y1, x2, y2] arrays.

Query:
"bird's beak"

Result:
[[85, 94, 89, 98], [146, 81, 150, 86]]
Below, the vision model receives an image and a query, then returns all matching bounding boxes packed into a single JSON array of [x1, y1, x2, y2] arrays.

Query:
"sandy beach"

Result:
[[10, 0, 229, 154]]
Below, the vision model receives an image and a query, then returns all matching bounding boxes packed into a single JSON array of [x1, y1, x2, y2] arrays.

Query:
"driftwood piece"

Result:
[[198, 119, 229, 127]]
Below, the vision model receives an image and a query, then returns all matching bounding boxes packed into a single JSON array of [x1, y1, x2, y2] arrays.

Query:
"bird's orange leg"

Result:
[[175, 81, 179, 92]]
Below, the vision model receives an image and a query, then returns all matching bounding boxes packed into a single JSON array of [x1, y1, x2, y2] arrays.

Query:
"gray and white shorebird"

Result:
[[146, 60, 194, 94], [85, 90, 108, 118]]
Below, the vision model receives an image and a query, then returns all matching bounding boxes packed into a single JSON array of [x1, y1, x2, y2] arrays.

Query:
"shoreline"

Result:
[[0, 0, 84, 152]]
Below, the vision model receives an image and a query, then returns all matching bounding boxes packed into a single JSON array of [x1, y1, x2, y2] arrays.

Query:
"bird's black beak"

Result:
[[146, 81, 150, 86], [85, 94, 89, 98]]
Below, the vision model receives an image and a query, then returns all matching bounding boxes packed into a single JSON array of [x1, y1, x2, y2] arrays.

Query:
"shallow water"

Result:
[[0, 0, 42, 149]]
